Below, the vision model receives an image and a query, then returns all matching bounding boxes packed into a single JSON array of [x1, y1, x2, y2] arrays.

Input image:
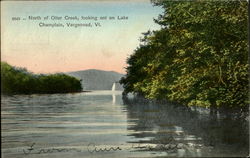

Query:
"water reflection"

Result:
[[1, 92, 249, 158], [123, 97, 249, 157], [112, 94, 116, 105]]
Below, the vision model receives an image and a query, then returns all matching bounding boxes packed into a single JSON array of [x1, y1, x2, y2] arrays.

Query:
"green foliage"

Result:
[[120, 1, 249, 112], [1, 62, 82, 94]]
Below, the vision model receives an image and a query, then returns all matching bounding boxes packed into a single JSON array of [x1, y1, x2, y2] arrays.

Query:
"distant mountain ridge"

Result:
[[66, 69, 124, 90]]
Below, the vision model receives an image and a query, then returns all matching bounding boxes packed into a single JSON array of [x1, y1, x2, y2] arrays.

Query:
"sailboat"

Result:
[[111, 82, 116, 91]]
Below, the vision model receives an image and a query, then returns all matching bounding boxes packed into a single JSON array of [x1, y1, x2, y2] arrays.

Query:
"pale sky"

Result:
[[1, 0, 162, 74]]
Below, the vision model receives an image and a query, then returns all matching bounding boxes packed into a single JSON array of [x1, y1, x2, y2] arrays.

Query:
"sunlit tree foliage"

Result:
[[120, 0, 249, 113]]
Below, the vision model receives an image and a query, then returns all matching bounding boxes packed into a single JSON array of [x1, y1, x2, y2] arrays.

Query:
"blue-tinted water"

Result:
[[1, 91, 249, 157]]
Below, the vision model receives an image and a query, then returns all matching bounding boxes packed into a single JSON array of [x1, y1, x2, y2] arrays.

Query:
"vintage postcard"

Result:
[[1, 0, 249, 158]]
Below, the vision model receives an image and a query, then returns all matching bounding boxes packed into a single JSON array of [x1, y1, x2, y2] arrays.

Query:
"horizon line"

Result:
[[1, 60, 125, 75]]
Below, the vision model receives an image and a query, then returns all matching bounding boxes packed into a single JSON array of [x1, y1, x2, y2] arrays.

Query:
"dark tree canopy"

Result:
[[1, 62, 82, 94]]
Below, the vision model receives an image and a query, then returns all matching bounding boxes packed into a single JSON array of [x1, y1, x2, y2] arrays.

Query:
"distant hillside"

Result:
[[66, 69, 124, 90]]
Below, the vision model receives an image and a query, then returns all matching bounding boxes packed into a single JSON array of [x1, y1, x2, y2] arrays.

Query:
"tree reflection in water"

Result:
[[123, 96, 249, 157]]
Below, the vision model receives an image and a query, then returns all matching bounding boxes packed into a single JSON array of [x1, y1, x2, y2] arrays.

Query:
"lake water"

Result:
[[1, 91, 249, 158]]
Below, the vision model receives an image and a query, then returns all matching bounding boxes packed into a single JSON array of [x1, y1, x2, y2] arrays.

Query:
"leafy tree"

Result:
[[120, 0, 249, 114], [1, 62, 82, 94]]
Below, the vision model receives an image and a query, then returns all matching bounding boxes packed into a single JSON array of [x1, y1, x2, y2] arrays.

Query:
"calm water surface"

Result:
[[1, 91, 249, 157]]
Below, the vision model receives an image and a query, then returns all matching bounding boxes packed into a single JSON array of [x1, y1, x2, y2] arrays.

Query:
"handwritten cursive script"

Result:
[[23, 143, 82, 155], [23, 141, 186, 155], [87, 143, 122, 153]]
